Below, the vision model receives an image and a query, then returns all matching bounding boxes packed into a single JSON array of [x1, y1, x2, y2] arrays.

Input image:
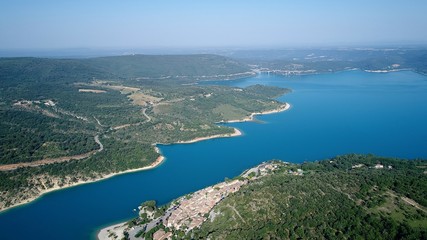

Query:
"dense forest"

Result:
[[190, 154, 427, 239]]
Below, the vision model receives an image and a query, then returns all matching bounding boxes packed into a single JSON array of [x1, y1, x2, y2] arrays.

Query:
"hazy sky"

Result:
[[1, 0, 427, 49]]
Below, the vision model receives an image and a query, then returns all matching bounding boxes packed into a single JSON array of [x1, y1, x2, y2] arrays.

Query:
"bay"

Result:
[[0, 70, 426, 240]]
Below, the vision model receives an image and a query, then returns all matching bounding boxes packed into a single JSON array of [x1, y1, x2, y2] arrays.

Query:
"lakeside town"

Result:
[[98, 161, 287, 240], [98, 158, 404, 240]]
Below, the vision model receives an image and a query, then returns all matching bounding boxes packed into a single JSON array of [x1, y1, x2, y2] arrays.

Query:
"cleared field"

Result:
[[78, 89, 107, 93], [87, 83, 163, 106], [101, 85, 140, 94], [128, 92, 163, 106]]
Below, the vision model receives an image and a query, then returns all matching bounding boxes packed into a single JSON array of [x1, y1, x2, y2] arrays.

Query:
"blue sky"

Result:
[[1, 0, 427, 49]]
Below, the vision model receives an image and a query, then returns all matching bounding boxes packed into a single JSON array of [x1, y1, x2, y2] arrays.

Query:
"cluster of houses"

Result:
[[144, 162, 283, 240], [13, 99, 56, 107], [288, 168, 304, 176], [242, 161, 281, 178], [351, 163, 393, 169], [150, 162, 283, 239], [164, 179, 245, 233]]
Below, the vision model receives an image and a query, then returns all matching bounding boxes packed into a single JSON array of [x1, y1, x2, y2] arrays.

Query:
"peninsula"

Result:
[[99, 154, 427, 240]]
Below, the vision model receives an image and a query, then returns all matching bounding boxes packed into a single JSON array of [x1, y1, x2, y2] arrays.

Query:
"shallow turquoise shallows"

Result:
[[1, 71, 426, 240]]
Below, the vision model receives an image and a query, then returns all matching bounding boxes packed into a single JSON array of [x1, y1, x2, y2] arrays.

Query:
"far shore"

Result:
[[364, 68, 411, 73]]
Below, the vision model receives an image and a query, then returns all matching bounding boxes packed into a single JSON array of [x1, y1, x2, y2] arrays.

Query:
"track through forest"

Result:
[[0, 135, 104, 171]]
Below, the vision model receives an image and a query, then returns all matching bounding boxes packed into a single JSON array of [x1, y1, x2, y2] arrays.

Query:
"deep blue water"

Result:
[[0, 71, 426, 240]]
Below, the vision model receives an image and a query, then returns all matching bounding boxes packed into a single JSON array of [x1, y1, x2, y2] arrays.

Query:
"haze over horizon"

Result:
[[1, 0, 427, 53]]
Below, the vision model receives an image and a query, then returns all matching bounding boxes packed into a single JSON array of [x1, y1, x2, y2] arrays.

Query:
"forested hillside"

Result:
[[0, 54, 287, 211], [191, 155, 427, 239]]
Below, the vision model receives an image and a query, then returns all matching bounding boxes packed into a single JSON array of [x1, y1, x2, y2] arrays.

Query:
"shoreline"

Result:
[[175, 128, 242, 144], [0, 103, 290, 214], [0, 150, 166, 214], [97, 222, 128, 240], [96, 128, 244, 239], [220, 102, 290, 123]]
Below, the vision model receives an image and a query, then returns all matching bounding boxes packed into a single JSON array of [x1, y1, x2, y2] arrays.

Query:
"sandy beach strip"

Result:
[[175, 128, 242, 144], [222, 102, 291, 123], [97, 222, 128, 240]]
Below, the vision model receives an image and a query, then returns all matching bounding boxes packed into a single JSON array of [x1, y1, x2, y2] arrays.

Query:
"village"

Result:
[[152, 162, 283, 239], [111, 161, 286, 240]]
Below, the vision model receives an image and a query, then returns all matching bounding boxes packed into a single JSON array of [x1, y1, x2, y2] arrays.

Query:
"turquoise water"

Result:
[[0, 71, 426, 240]]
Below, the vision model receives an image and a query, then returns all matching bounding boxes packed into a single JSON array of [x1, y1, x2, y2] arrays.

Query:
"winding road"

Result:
[[1, 107, 151, 171]]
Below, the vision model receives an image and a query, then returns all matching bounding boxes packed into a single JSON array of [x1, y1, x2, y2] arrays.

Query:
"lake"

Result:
[[0, 70, 426, 239]]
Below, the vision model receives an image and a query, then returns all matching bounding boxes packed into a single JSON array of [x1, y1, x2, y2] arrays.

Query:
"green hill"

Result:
[[191, 155, 427, 239]]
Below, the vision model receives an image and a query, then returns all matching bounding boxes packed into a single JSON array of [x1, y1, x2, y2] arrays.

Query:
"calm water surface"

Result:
[[1, 71, 426, 240]]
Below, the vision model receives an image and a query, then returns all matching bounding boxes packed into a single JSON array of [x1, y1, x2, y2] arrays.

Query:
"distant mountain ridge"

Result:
[[0, 54, 253, 88], [83, 54, 252, 79]]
